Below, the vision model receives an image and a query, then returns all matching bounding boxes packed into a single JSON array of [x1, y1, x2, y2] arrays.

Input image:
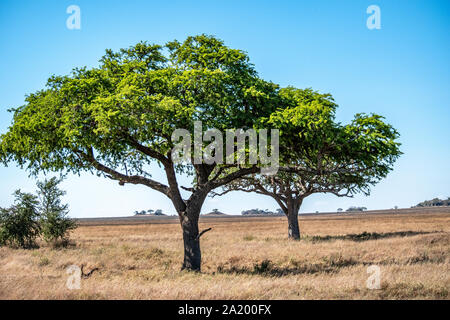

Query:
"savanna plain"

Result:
[[0, 209, 449, 299]]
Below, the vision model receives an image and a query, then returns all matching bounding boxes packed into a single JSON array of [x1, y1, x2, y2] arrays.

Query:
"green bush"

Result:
[[0, 190, 41, 248], [0, 177, 77, 249], [37, 177, 76, 246]]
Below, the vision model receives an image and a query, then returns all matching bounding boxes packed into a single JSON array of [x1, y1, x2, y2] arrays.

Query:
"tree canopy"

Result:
[[1, 35, 277, 183], [216, 87, 401, 239]]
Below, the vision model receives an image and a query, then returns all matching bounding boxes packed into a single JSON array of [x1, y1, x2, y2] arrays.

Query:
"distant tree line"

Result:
[[414, 197, 450, 208], [346, 206, 367, 212], [241, 208, 284, 216], [134, 209, 165, 216]]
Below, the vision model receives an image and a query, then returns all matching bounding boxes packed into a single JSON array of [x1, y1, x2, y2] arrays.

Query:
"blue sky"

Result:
[[0, 0, 449, 217]]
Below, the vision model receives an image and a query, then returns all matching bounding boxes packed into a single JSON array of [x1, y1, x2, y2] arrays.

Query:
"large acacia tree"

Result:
[[0, 35, 281, 271], [216, 87, 401, 239]]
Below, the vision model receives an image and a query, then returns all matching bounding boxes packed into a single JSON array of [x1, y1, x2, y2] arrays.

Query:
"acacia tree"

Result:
[[216, 87, 401, 239], [0, 35, 281, 271]]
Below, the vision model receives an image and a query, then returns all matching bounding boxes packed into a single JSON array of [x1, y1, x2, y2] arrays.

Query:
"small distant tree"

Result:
[[337, 208, 343, 213], [212, 208, 219, 213], [0, 190, 41, 248], [37, 177, 76, 246], [147, 209, 154, 215], [154, 209, 164, 216]]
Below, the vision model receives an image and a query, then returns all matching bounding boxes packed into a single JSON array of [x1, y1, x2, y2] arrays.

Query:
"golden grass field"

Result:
[[0, 210, 449, 300]]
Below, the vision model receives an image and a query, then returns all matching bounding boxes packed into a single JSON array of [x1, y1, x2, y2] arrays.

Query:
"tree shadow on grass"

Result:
[[214, 231, 444, 277], [216, 256, 360, 277], [305, 230, 438, 243]]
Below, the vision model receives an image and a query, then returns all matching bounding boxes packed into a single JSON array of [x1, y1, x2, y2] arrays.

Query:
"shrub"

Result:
[[37, 177, 76, 246], [0, 190, 41, 248]]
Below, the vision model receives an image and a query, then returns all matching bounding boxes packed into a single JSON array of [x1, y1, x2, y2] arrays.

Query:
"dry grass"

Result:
[[0, 211, 449, 299]]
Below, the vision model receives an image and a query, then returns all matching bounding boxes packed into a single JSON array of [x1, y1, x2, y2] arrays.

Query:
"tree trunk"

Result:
[[180, 214, 201, 271], [287, 200, 301, 240], [179, 192, 207, 272]]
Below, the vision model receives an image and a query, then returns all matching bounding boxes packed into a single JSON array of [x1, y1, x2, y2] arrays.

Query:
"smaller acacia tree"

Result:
[[37, 177, 76, 246], [216, 87, 401, 239], [0, 190, 41, 248]]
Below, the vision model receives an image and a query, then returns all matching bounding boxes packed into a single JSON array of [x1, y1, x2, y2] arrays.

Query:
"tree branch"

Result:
[[125, 135, 170, 166], [75, 149, 170, 196], [163, 160, 186, 213], [196, 228, 212, 240], [208, 166, 259, 190]]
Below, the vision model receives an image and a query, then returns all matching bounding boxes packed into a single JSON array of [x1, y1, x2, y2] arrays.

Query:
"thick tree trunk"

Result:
[[287, 211, 300, 240], [180, 213, 201, 271], [287, 200, 301, 240], [179, 191, 208, 272]]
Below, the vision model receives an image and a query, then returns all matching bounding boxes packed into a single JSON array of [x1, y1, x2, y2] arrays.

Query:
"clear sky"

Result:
[[0, 0, 449, 217]]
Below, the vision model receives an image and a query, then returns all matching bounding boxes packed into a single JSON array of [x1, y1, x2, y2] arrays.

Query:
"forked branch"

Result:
[[196, 228, 212, 240]]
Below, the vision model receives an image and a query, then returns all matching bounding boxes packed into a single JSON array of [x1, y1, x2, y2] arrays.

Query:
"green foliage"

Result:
[[256, 87, 401, 196], [219, 86, 401, 226], [0, 35, 279, 179], [269, 88, 400, 185], [37, 177, 76, 245], [0, 190, 41, 248]]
